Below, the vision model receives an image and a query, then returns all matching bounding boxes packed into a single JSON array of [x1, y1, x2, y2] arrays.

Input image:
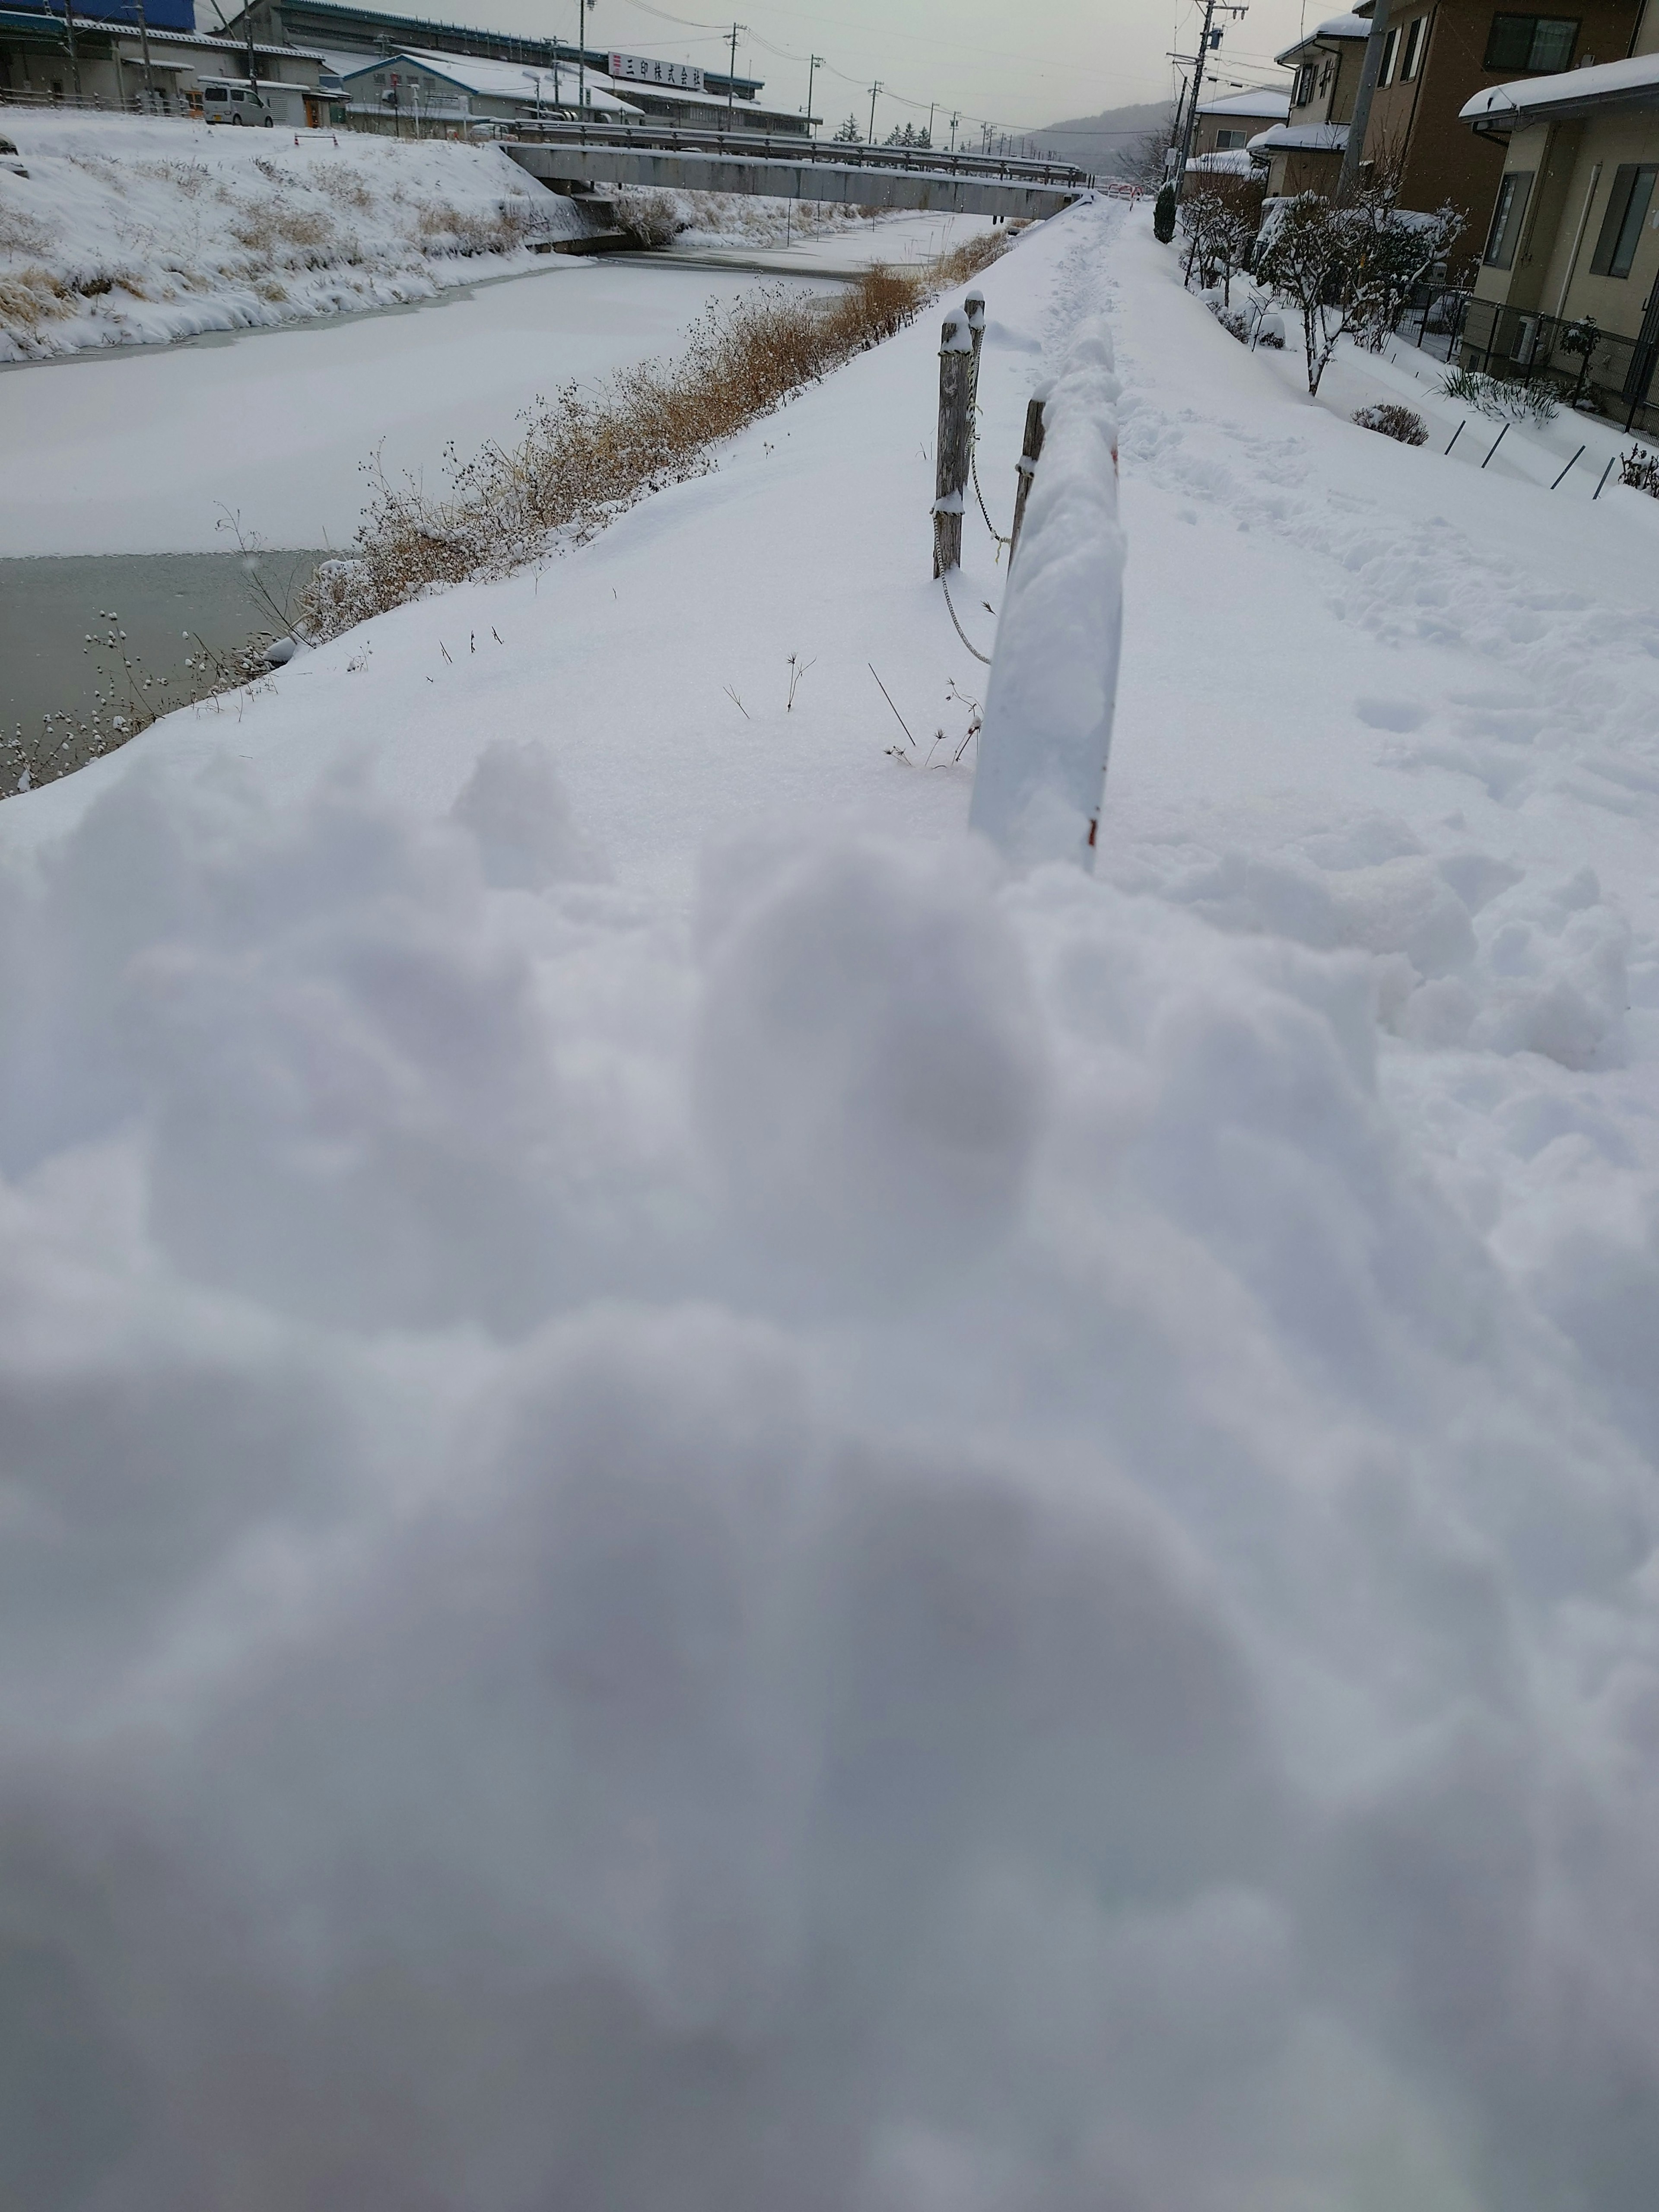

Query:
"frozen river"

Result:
[[1, 213, 974, 742]]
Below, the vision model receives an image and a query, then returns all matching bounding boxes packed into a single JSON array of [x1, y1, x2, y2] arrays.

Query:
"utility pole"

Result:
[[1339, 0, 1393, 194], [867, 78, 881, 143], [577, 0, 585, 119], [926, 99, 935, 146], [133, 0, 154, 104], [1173, 2, 1248, 197], [245, 0, 257, 107], [727, 22, 745, 130], [949, 109, 959, 151], [805, 51, 821, 135], [61, 0, 81, 99]]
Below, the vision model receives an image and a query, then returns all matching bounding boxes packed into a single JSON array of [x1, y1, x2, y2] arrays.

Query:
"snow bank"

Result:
[[4, 195, 1659, 2209], [0, 112, 589, 359], [971, 315, 1124, 866], [4, 748, 1658, 2212]]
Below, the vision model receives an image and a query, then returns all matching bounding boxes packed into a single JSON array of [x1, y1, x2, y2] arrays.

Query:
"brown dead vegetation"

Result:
[[302, 231, 1011, 640]]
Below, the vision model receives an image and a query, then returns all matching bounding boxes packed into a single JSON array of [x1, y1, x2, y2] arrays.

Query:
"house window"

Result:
[[1380, 26, 1401, 81], [1292, 60, 1317, 104], [1214, 127, 1246, 147], [1402, 16, 1427, 76], [1483, 168, 1533, 265], [1589, 163, 1659, 276], [1483, 14, 1579, 70]]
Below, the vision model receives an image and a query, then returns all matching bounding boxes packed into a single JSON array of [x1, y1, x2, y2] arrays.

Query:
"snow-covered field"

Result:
[[6, 194, 1659, 2207], [0, 111, 592, 361]]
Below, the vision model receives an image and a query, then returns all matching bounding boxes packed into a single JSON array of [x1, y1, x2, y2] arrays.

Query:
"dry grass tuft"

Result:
[[300, 236, 1009, 641], [0, 265, 69, 329], [230, 200, 336, 258], [0, 205, 59, 257]]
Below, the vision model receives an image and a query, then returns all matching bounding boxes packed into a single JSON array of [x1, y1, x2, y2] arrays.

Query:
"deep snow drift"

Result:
[[4, 197, 1659, 2210]]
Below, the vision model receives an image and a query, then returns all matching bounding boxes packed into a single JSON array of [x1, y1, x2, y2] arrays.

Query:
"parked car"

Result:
[[0, 135, 28, 177], [200, 79, 273, 125]]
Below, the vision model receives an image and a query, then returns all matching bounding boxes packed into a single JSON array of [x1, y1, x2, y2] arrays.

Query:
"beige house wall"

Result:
[[1475, 106, 1659, 336]]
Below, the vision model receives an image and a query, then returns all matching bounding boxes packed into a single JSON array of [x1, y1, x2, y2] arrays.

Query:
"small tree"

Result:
[[1122, 123, 1178, 190], [1255, 179, 1463, 393], [1178, 172, 1265, 303], [833, 113, 861, 143], [1154, 182, 1176, 242]]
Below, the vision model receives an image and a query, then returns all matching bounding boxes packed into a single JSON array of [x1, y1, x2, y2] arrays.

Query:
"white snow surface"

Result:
[[0, 112, 590, 361], [5, 197, 1659, 2209]]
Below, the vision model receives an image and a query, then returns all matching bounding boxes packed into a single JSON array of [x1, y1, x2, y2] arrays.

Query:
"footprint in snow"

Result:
[[1354, 696, 1427, 733]]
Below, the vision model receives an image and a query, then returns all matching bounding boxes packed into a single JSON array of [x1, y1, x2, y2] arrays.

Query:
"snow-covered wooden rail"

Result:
[[968, 317, 1124, 870]]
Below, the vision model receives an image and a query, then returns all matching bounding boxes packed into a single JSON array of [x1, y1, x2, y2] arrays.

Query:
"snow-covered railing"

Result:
[[968, 316, 1123, 869]]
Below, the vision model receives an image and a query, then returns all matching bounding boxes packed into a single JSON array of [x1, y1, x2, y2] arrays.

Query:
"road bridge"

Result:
[[504, 124, 1093, 222]]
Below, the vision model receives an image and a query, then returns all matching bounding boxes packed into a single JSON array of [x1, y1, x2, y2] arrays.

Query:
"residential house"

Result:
[[1251, 13, 1370, 192], [1458, 23, 1659, 424], [1361, 0, 1641, 264], [1189, 83, 1290, 158]]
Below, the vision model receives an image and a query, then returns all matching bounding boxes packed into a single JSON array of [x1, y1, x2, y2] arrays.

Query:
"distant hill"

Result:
[[1025, 99, 1173, 178]]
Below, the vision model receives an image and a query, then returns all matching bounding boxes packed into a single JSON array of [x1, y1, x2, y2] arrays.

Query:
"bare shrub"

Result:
[[1618, 444, 1659, 496], [1353, 401, 1427, 444], [611, 188, 684, 250], [230, 201, 335, 257], [298, 247, 1001, 642], [0, 203, 58, 257], [312, 163, 373, 212], [413, 197, 552, 256]]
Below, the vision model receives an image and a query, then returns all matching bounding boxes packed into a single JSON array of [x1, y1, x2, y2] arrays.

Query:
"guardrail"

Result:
[[499, 117, 1095, 191]]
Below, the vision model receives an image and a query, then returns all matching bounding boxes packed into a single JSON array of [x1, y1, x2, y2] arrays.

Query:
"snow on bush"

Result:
[[0, 739, 1655, 2209], [609, 183, 890, 253], [0, 112, 591, 359], [1353, 400, 1429, 444], [1440, 365, 1560, 424]]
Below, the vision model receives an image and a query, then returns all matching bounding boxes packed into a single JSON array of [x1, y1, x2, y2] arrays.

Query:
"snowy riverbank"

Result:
[[0, 112, 594, 359], [4, 194, 1659, 2209]]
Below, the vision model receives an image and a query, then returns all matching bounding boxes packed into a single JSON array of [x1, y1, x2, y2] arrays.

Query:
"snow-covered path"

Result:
[[3, 198, 1659, 2212]]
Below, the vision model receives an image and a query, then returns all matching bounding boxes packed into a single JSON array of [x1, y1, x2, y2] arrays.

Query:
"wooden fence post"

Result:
[[1008, 397, 1046, 564], [933, 309, 973, 578], [964, 288, 987, 414]]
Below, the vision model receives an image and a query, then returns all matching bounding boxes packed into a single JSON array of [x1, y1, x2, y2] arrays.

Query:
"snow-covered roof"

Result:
[[1461, 50, 1659, 125], [1250, 120, 1349, 152], [1186, 148, 1259, 174], [1275, 13, 1370, 61], [336, 48, 640, 111], [1197, 86, 1292, 118]]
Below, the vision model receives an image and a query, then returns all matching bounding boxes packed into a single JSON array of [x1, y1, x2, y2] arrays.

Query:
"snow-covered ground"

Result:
[[0, 111, 605, 362], [5, 196, 1659, 2208]]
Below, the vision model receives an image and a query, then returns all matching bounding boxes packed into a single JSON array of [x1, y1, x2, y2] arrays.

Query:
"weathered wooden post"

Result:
[[933, 309, 973, 578], [1007, 395, 1046, 565], [964, 288, 987, 413]]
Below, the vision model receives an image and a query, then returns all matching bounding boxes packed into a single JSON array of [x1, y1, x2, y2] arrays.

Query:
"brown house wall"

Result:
[[1363, 0, 1641, 268]]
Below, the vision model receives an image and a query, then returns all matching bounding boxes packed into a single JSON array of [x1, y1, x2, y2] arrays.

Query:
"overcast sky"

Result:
[[488, 0, 1311, 138]]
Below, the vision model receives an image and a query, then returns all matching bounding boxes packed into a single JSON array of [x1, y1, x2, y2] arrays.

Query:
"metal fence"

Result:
[[1403, 284, 1659, 439]]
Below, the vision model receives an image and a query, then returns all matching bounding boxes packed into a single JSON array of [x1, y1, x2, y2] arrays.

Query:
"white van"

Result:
[[199, 79, 273, 125]]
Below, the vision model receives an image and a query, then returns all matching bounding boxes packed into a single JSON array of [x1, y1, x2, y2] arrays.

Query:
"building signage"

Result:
[[607, 52, 703, 91]]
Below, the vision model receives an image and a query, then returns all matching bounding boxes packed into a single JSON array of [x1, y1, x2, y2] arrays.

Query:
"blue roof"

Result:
[[8, 0, 196, 32]]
